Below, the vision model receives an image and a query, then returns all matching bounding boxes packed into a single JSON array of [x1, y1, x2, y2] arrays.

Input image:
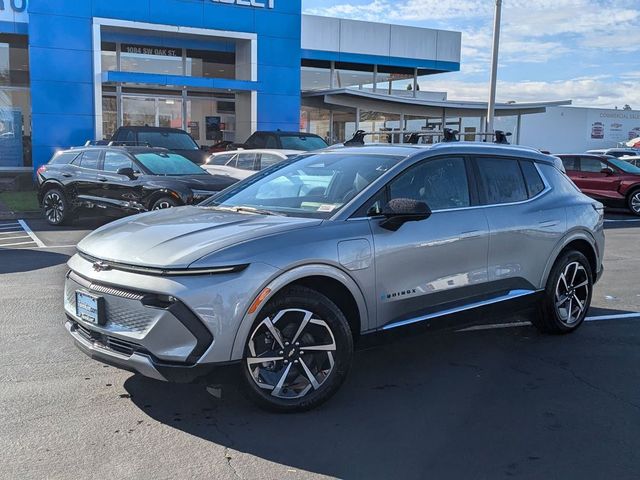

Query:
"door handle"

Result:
[[538, 220, 559, 228], [97, 177, 108, 182], [62, 173, 72, 178]]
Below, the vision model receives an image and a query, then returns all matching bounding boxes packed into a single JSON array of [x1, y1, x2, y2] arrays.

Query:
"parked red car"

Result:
[[557, 154, 640, 216]]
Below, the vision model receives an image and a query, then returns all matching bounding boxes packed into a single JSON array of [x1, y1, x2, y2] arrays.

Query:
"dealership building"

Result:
[[1, 0, 599, 177]]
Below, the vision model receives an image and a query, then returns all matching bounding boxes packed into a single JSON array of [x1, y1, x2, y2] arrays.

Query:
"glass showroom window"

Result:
[[120, 43, 183, 76], [187, 95, 237, 144], [334, 62, 374, 89], [0, 34, 31, 167], [359, 111, 402, 143], [301, 60, 332, 91], [186, 49, 235, 79]]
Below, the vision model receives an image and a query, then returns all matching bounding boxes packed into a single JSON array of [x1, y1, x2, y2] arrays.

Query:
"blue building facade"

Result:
[[0, 0, 461, 172]]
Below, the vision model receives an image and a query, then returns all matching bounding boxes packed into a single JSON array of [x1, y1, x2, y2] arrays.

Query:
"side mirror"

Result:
[[600, 167, 614, 176], [117, 167, 136, 179], [379, 198, 431, 231]]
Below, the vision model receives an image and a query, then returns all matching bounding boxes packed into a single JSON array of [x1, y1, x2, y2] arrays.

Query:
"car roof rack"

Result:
[[344, 129, 512, 146]]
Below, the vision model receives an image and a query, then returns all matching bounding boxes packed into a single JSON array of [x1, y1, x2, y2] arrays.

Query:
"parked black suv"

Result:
[[240, 131, 329, 151], [36, 146, 236, 225], [110, 126, 210, 164]]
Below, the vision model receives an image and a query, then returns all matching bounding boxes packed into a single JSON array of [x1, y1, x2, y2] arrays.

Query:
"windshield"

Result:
[[201, 152, 403, 218], [137, 131, 199, 150], [279, 135, 329, 151], [135, 152, 207, 175], [609, 157, 640, 174]]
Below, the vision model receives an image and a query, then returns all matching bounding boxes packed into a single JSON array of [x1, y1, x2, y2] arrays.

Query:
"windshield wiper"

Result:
[[212, 205, 282, 216]]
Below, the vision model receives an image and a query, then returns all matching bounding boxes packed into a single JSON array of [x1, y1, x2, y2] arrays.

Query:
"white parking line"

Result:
[[0, 225, 21, 230], [17, 220, 45, 248], [0, 240, 38, 248], [0, 235, 30, 241], [0, 230, 24, 235], [457, 312, 640, 333]]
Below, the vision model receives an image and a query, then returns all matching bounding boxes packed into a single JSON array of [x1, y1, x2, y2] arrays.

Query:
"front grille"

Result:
[[72, 321, 145, 358], [65, 276, 157, 334]]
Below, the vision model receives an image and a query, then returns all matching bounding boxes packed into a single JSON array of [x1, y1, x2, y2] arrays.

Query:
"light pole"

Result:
[[486, 0, 503, 134]]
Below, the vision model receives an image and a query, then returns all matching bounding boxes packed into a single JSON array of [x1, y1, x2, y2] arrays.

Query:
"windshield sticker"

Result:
[[317, 204, 337, 212]]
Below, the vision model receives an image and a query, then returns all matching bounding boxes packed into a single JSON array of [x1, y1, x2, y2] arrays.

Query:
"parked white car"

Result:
[[202, 149, 301, 180]]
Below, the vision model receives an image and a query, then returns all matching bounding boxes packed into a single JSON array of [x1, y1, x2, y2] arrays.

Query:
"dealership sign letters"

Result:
[[209, 0, 275, 8]]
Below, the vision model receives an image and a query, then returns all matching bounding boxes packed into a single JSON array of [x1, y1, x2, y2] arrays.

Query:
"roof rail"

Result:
[[344, 129, 513, 146]]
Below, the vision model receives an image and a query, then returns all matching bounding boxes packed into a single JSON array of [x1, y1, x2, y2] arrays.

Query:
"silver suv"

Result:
[[64, 143, 605, 411]]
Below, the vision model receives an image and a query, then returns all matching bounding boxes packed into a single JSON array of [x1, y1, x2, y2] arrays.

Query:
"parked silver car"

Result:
[[64, 143, 605, 411]]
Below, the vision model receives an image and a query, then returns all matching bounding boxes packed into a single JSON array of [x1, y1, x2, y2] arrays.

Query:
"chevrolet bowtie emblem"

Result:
[[92, 261, 111, 272]]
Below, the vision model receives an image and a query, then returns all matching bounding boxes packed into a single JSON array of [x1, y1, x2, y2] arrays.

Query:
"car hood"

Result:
[[145, 174, 237, 191], [77, 206, 323, 268], [172, 149, 209, 164]]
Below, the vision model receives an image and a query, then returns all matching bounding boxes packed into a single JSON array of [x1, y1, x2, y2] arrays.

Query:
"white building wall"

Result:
[[520, 106, 640, 153]]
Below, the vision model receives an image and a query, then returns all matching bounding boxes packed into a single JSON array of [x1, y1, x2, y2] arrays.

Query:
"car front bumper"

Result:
[[64, 253, 279, 382]]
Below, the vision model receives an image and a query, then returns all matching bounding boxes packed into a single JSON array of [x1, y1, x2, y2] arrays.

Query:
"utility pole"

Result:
[[486, 0, 502, 134]]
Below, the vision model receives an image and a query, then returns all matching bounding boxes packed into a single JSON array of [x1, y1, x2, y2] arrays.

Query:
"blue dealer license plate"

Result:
[[76, 291, 104, 325]]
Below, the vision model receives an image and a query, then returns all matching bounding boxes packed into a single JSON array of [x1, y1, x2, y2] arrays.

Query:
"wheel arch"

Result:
[[39, 180, 68, 202], [145, 189, 185, 210], [229, 264, 369, 361], [541, 231, 599, 288]]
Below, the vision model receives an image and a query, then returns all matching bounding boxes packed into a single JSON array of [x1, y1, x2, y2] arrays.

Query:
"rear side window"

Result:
[[580, 157, 607, 173], [260, 153, 283, 170], [75, 150, 101, 170], [519, 160, 545, 198], [476, 157, 528, 205], [237, 153, 258, 170], [49, 151, 80, 165], [561, 157, 578, 171]]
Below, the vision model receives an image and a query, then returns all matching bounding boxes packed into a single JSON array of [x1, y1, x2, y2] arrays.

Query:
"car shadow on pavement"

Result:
[[122, 313, 640, 479], [0, 249, 70, 274]]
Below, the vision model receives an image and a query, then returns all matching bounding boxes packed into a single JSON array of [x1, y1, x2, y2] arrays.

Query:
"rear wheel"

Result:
[[627, 189, 640, 216], [41, 188, 74, 226], [241, 286, 354, 412], [532, 250, 593, 334], [151, 197, 178, 210]]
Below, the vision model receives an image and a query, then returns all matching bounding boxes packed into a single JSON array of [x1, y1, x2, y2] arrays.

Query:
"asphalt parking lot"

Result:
[[1, 211, 640, 479]]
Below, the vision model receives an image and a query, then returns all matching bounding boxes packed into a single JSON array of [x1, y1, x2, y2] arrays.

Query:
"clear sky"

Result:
[[303, 0, 640, 109]]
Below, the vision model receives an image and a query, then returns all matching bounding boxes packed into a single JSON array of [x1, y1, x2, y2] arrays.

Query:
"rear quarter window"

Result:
[[49, 151, 80, 165], [519, 160, 546, 198]]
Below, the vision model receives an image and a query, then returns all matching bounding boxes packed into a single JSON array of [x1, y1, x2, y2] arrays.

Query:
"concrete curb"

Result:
[[0, 211, 41, 221]]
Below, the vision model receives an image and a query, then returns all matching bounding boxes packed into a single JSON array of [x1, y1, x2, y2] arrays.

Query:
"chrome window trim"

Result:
[[346, 158, 552, 220]]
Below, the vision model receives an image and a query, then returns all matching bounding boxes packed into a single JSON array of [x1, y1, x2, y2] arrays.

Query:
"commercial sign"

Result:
[[209, 0, 275, 8], [587, 109, 640, 144], [0, 0, 28, 23]]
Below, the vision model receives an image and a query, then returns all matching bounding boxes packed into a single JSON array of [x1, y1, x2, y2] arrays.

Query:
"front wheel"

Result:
[[627, 189, 640, 217], [241, 286, 354, 412], [150, 197, 178, 211], [532, 250, 593, 334]]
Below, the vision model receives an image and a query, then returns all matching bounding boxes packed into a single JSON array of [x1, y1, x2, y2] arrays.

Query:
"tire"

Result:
[[240, 286, 354, 412], [532, 250, 593, 334], [150, 197, 178, 211], [41, 188, 74, 226], [627, 188, 640, 217]]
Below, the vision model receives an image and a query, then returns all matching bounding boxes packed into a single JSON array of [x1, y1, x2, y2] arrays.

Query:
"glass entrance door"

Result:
[[122, 96, 183, 129]]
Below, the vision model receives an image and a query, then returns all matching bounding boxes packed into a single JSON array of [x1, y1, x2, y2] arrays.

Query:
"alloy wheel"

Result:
[[246, 309, 337, 399], [43, 191, 64, 224], [554, 261, 589, 325], [153, 201, 173, 210], [631, 192, 640, 214]]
